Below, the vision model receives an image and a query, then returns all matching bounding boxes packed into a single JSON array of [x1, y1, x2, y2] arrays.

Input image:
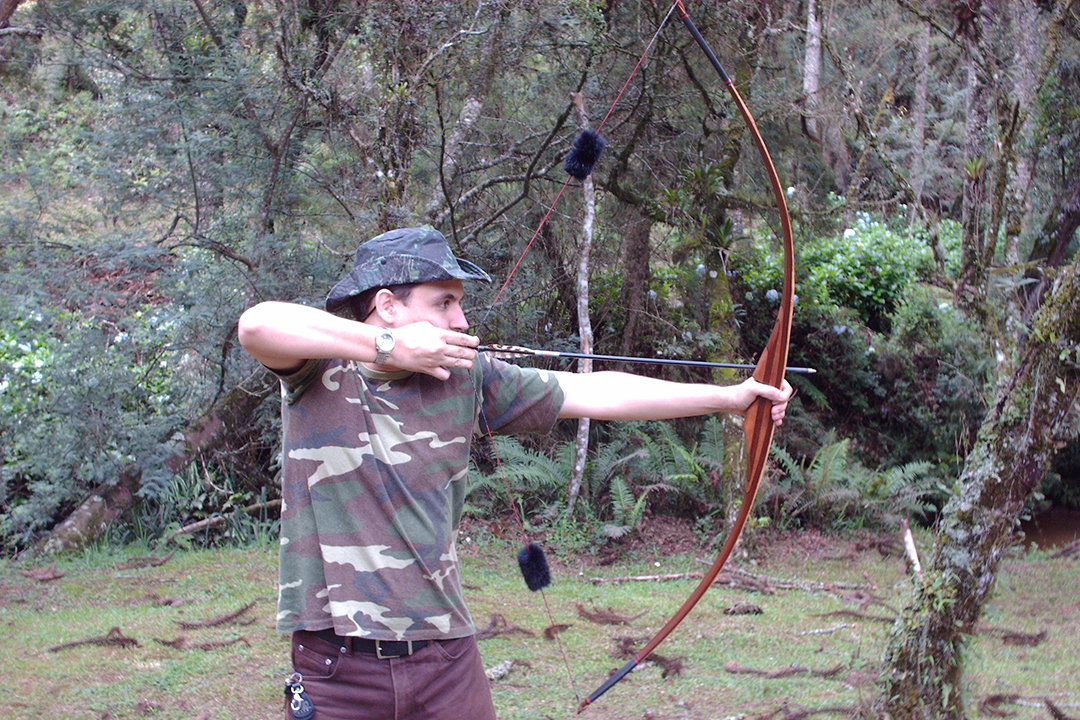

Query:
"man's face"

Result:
[[391, 279, 469, 333]]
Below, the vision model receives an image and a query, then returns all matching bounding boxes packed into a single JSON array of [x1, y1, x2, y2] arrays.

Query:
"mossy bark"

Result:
[[879, 260, 1080, 719]]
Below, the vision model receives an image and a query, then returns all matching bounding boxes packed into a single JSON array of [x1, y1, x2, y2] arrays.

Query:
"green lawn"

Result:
[[1, 529, 1076, 720]]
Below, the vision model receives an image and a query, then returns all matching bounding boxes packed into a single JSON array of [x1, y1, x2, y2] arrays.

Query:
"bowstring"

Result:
[[474, 0, 678, 334], [468, 2, 680, 708]]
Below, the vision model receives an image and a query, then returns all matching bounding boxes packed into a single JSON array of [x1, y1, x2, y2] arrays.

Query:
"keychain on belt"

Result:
[[284, 672, 315, 720]]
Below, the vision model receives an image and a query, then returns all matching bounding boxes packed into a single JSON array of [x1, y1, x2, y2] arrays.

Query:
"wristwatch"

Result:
[[374, 329, 396, 364]]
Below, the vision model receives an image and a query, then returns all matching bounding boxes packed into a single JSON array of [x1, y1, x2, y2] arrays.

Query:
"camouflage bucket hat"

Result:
[[325, 227, 491, 313]]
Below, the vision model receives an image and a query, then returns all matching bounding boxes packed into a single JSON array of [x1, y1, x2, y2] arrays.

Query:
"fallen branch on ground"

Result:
[[576, 603, 646, 625], [49, 626, 139, 652], [543, 623, 571, 640], [978, 625, 1048, 647], [1045, 699, 1079, 720], [587, 571, 703, 584], [589, 564, 873, 595], [750, 703, 856, 720], [154, 635, 251, 651], [701, 562, 875, 592], [20, 563, 65, 582], [475, 613, 535, 641], [725, 661, 844, 679], [166, 500, 282, 541], [174, 600, 257, 629], [1051, 538, 1080, 559], [813, 609, 895, 624], [799, 623, 853, 636], [117, 551, 176, 570]]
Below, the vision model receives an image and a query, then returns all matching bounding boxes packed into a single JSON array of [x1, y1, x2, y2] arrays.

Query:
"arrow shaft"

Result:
[[478, 345, 815, 374]]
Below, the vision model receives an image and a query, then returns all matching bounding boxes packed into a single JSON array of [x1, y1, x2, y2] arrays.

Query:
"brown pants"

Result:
[[289, 631, 497, 720]]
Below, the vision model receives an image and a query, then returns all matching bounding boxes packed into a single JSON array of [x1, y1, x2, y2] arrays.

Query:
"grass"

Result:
[[0, 529, 1077, 720]]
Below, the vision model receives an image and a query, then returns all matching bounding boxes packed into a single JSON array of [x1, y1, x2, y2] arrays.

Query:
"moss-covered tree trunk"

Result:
[[879, 259, 1080, 719]]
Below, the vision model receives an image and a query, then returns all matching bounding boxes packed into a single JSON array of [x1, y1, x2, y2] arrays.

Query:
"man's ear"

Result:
[[369, 288, 397, 324]]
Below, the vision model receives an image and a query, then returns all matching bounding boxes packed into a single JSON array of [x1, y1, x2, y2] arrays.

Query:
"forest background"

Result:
[[2, 1, 1079, 717]]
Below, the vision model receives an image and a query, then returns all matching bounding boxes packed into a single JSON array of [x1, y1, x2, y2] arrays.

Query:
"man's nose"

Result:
[[451, 306, 469, 333]]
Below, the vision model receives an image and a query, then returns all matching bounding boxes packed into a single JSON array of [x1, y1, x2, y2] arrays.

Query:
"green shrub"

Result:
[[738, 212, 934, 332], [804, 215, 934, 330], [870, 287, 991, 472]]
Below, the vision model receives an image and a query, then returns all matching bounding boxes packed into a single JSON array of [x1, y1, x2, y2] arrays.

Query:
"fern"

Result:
[[759, 437, 945, 531]]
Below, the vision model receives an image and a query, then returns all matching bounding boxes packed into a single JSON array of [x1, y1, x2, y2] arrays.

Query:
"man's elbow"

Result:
[[237, 304, 276, 354]]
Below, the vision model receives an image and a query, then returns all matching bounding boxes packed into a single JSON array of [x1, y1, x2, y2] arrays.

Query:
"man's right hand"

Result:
[[384, 321, 479, 380]]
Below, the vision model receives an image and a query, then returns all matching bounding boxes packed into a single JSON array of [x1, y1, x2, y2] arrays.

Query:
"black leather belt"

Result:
[[306, 628, 430, 659]]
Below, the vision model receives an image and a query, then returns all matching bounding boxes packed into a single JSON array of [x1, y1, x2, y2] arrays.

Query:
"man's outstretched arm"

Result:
[[554, 371, 792, 424]]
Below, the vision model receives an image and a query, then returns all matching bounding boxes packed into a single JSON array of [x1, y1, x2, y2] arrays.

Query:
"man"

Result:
[[238, 227, 791, 720]]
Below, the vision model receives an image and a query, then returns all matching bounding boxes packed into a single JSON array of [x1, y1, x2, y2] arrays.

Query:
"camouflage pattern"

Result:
[[275, 354, 563, 640], [325, 227, 491, 313]]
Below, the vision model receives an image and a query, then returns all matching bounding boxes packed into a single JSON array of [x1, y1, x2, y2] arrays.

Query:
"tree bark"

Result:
[[420, 3, 510, 227], [907, 20, 930, 229], [955, 4, 991, 318], [618, 213, 652, 358], [879, 256, 1080, 719], [1003, 1, 1042, 265], [801, 0, 822, 142], [567, 93, 596, 515], [33, 372, 277, 556], [32, 465, 143, 557], [0, 0, 22, 28]]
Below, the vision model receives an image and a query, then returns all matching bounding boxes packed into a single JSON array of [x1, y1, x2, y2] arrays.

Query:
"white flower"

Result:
[[766, 289, 779, 304], [843, 228, 856, 238], [786, 186, 796, 197]]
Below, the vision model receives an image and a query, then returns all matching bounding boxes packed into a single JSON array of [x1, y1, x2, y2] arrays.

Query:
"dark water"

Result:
[[1020, 506, 1080, 549]]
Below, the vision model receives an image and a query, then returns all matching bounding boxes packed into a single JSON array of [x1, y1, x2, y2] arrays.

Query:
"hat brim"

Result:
[[325, 255, 491, 314]]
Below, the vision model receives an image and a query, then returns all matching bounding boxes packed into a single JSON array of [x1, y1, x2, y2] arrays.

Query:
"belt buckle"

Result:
[[375, 640, 412, 659]]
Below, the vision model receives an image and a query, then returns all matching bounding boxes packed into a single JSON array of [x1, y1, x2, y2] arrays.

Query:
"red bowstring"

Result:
[[480, 1, 678, 327], [478, 407, 581, 703], [473, 2, 679, 707]]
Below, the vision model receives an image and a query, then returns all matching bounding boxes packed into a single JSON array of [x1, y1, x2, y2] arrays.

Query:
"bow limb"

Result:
[[578, 3, 795, 712]]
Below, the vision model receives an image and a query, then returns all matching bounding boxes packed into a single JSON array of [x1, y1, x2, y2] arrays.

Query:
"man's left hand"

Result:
[[735, 378, 794, 425]]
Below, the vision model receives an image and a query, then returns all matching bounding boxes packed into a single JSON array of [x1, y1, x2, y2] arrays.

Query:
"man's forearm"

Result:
[[555, 370, 752, 420], [238, 302, 379, 371], [238, 301, 481, 380]]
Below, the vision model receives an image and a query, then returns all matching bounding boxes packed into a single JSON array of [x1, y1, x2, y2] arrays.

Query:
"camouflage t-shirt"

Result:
[[275, 354, 563, 640]]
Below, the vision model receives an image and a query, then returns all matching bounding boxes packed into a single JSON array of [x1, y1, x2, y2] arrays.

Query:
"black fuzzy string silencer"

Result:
[[517, 542, 552, 591], [564, 129, 607, 180]]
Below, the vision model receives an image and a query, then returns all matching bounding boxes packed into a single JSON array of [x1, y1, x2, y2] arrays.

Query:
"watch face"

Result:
[[376, 332, 394, 351]]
